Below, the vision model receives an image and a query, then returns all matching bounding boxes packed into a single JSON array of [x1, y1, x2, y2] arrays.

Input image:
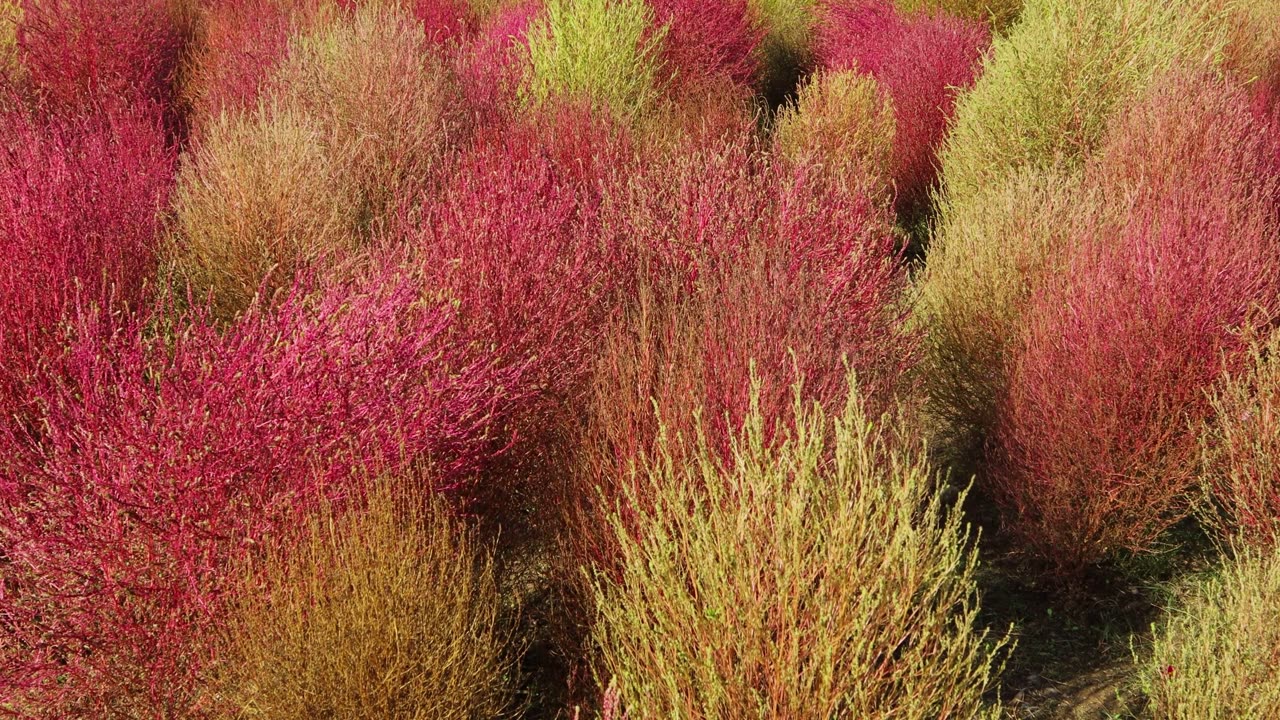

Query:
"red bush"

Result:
[[575, 134, 912, 557], [404, 106, 637, 411], [413, 0, 478, 44], [0, 102, 174, 423], [647, 0, 762, 96], [0, 259, 531, 716], [817, 0, 990, 216], [181, 0, 327, 131], [16, 0, 182, 114], [986, 69, 1280, 580], [454, 0, 542, 121]]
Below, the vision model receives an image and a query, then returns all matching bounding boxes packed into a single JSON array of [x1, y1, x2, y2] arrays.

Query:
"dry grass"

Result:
[[893, 0, 1021, 29], [210, 474, 515, 719], [591, 374, 1008, 718], [1144, 544, 1280, 719]]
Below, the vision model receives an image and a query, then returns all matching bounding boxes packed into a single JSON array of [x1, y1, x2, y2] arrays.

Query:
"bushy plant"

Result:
[[15, 0, 183, 113], [454, 0, 542, 121], [592, 375, 1007, 718], [0, 260, 529, 715], [269, 0, 465, 230], [982, 69, 1280, 579], [773, 69, 896, 201], [647, 0, 761, 95], [214, 475, 513, 719], [893, 0, 1020, 28], [913, 167, 1089, 470], [522, 0, 667, 121], [1144, 545, 1280, 719], [0, 1, 20, 76], [1202, 327, 1280, 548], [817, 0, 990, 216], [570, 138, 911, 575], [0, 103, 174, 420], [748, 0, 816, 96], [168, 103, 350, 320], [413, 0, 480, 43], [937, 0, 1234, 209], [179, 0, 330, 132]]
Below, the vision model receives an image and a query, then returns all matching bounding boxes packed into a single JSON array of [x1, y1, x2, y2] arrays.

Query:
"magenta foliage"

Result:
[[0, 260, 530, 716], [986, 70, 1280, 578], [455, 0, 543, 119], [600, 132, 911, 462], [414, 0, 479, 45], [15, 0, 183, 114], [817, 0, 990, 216], [405, 106, 637, 410], [0, 101, 175, 423], [185, 0, 309, 125], [647, 0, 762, 95]]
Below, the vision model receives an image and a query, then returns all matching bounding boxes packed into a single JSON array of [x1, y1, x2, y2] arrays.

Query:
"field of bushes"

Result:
[[0, 0, 1278, 717]]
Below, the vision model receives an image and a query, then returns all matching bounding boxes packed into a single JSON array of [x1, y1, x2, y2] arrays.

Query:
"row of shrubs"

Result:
[[0, 0, 1277, 716]]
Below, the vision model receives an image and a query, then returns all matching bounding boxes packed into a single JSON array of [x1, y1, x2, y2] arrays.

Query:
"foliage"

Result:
[[213, 475, 513, 719], [592, 375, 1007, 718], [1144, 545, 1280, 719], [0, 260, 529, 715], [937, 0, 1234, 209], [817, 0, 990, 216], [522, 0, 667, 121], [0, 103, 174, 421]]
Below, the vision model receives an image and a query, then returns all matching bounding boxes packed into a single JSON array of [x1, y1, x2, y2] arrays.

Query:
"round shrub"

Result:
[[592, 376, 1008, 719]]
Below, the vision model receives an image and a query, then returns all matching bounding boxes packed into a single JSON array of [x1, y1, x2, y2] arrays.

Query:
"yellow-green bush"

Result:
[[169, 104, 350, 320], [1202, 326, 1280, 548], [749, 0, 817, 88], [1144, 545, 1280, 720], [774, 70, 895, 201], [592, 375, 1008, 719], [212, 477, 514, 719], [0, 1, 21, 76], [523, 0, 667, 122], [893, 0, 1020, 28], [937, 0, 1233, 208]]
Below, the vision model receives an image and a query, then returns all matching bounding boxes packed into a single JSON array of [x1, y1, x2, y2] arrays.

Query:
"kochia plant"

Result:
[[984, 69, 1280, 579], [0, 102, 174, 421], [15, 0, 183, 113], [817, 0, 990, 216], [0, 259, 532, 716], [593, 375, 1007, 718], [522, 0, 667, 121]]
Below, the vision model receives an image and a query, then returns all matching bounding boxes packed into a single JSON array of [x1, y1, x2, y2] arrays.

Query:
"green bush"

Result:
[[523, 0, 667, 121], [591, 374, 1008, 719], [1144, 545, 1280, 719]]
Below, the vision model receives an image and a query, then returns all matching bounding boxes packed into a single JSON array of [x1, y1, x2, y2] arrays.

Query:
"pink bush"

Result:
[[0, 102, 174, 423], [454, 1, 542, 121], [404, 106, 637, 412], [0, 259, 532, 716], [581, 133, 912, 517], [648, 0, 761, 95], [413, 0, 478, 45], [16, 0, 182, 114], [986, 69, 1280, 580], [182, 0, 327, 129], [817, 0, 990, 216]]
